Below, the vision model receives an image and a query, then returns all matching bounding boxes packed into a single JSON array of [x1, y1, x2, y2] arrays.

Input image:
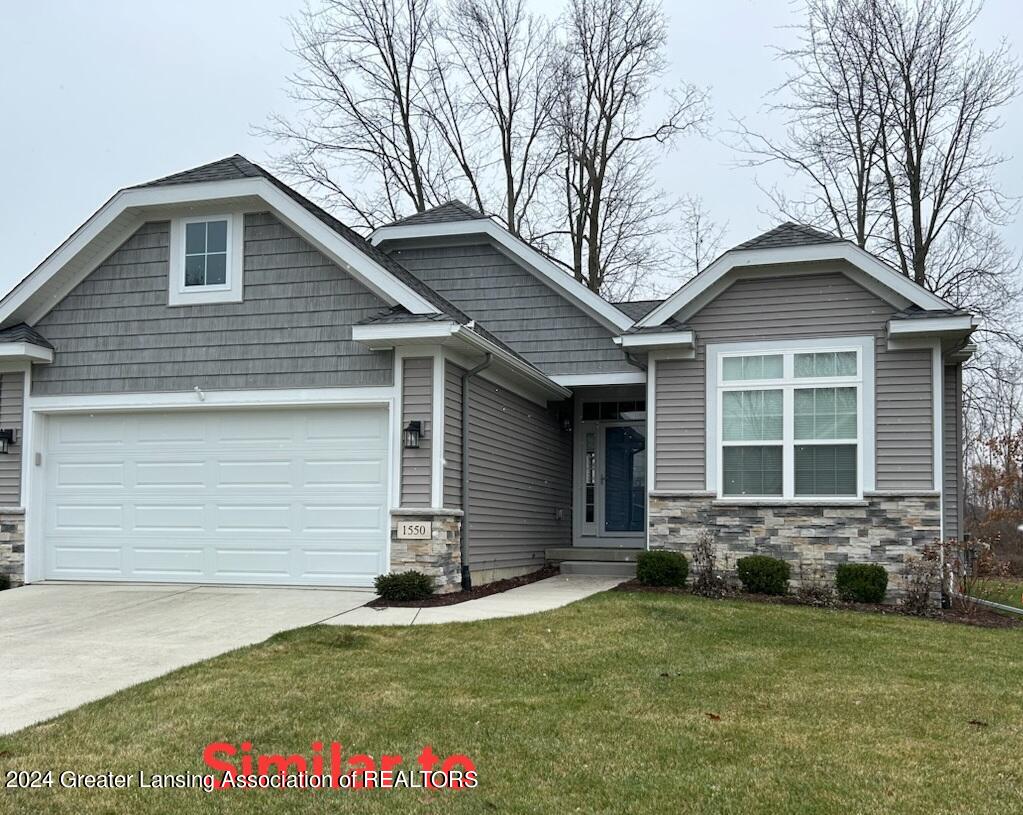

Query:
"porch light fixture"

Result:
[[0, 428, 17, 454], [403, 421, 422, 449]]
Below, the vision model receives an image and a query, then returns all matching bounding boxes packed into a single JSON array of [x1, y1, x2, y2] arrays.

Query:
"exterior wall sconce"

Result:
[[0, 428, 17, 454], [403, 421, 422, 449]]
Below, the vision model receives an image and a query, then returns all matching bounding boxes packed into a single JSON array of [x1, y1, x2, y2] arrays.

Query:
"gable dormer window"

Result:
[[168, 213, 244, 306]]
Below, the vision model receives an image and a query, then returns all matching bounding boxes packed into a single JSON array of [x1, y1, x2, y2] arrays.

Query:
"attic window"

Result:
[[168, 214, 244, 306], [184, 220, 228, 287]]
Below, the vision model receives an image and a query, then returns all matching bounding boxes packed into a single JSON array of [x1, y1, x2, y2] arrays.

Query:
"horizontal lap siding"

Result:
[[467, 378, 571, 573], [32, 214, 393, 394], [400, 357, 433, 507], [387, 242, 634, 375], [654, 270, 934, 492], [943, 364, 963, 538], [444, 362, 463, 508], [0, 373, 24, 505]]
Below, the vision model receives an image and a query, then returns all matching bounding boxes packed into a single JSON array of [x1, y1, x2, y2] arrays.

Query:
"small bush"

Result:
[[636, 550, 689, 587], [835, 563, 888, 603], [374, 570, 434, 602], [691, 532, 725, 598], [796, 562, 836, 607], [0, 573, 9, 591], [736, 555, 790, 595], [902, 545, 941, 615]]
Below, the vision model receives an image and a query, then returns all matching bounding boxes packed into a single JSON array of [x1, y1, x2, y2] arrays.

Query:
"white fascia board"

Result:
[[0, 343, 54, 363], [371, 220, 635, 332], [1, 177, 440, 327], [551, 372, 647, 386], [351, 320, 569, 399], [351, 321, 460, 349], [617, 331, 695, 350], [638, 243, 955, 328], [887, 315, 976, 335]]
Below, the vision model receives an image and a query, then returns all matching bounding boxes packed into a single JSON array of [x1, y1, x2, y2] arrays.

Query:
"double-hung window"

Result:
[[716, 346, 865, 499]]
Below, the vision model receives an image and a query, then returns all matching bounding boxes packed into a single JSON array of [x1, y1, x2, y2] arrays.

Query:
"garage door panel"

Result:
[[41, 406, 389, 587]]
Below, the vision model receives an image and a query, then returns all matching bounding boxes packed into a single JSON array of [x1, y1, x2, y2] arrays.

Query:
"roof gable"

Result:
[[0, 156, 471, 329], [370, 216, 636, 333], [637, 224, 956, 327]]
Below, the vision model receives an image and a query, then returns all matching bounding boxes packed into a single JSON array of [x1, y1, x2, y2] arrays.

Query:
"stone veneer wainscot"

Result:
[[0, 508, 26, 587], [389, 509, 463, 593], [648, 492, 942, 602]]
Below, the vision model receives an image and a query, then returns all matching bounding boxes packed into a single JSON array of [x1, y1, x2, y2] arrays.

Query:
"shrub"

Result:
[[835, 563, 889, 604], [796, 562, 836, 607], [736, 555, 790, 596], [0, 573, 9, 591], [374, 570, 434, 602], [636, 550, 689, 587], [691, 532, 725, 598], [902, 545, 941, 616]]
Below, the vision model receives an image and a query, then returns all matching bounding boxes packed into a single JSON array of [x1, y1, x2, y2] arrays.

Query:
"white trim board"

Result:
[[703, 336, 877, 497], [638, 243, 956, 328], [0, 177, 441, 327], [370, 219, 635, 333], [552, 372, 646, 386]]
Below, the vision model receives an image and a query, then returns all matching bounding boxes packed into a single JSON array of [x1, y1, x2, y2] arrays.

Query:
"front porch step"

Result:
[[545, 547, 641, 563], [559, 560, 637, 577]]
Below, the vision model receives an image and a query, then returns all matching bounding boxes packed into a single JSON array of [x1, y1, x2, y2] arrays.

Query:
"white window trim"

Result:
[[168, 212, 244, 306], [705, 336, 876, 500]]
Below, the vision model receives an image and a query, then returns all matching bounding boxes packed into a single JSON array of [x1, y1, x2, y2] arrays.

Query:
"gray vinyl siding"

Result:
[[466, 377, 571, 575], [654, 270, 934, 492], [943, 363, 963, 539], [444, 362, 463, 508], [401, 357, 433, 507], [0, 373, 24, 506], [385, 241, 635, 375], [32, 213, 393, 395]]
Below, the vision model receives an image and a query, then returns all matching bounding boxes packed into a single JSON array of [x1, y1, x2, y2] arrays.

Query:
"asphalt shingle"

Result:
[[735, 222, 846, 250]]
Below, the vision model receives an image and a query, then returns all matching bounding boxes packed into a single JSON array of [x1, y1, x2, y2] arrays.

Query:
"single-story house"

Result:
[[0, 155, 975, 599]]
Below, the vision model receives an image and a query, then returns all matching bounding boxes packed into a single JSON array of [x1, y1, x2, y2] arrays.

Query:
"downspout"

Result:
[[460, 352, 493, 590]]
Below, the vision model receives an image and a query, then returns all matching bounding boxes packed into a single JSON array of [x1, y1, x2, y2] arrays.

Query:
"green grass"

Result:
[[974, 577, 1023, 609], [1, 592, 1022, 814]]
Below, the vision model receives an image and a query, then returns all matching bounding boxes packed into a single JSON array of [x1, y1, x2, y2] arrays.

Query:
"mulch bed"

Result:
[[369, 565, 559, 608], [614, 579, 1022, 629]]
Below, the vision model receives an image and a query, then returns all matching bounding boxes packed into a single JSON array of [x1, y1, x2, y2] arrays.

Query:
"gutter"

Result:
[[460, 353, 492, 590]]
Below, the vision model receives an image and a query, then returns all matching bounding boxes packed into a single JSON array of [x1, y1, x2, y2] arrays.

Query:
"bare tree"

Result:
[[260, 0, 447, 228], [431, 0, 560, 237], [675, 194, 727, 278], [553, 0, 709, 297], [734, 0, 1020, 319]]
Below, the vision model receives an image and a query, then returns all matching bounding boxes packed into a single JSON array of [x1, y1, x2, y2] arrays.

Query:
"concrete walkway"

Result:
[[323, 574, 623, 626]]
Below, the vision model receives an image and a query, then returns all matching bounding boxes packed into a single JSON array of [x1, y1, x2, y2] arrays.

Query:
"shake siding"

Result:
[[943, 363, 963, 539], [466, 378, 571, 573], [400, 357, 433, 507], [386, 242, 635, 375], [32, 214, 393, 395], [443, 362, 463, 508], [0, 373, 24, 506], [654, 271, 934, 492]]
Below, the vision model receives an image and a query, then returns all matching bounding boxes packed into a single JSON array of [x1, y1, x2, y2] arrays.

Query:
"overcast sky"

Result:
[[1, 0, 1019, 298]]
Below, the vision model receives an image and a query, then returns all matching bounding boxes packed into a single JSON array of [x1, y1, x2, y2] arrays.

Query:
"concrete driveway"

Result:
[[0, 582, 371, 734]]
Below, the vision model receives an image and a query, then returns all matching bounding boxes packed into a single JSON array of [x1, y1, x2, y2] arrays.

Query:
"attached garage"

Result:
[[37, 405, 389, 587]]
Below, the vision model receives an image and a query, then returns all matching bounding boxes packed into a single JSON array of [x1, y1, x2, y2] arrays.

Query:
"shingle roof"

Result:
[[357, 308, 452, 326], [387, 200, 488, 228], [613, 299, 663, 321], [133, 155, 474, 326], [0, 322, 53, 349], [735, 222, 846, 251]]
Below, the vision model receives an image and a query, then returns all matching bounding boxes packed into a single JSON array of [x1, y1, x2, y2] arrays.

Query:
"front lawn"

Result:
[[2, 592, 1021, 814], [974, 576, 1023, 610]]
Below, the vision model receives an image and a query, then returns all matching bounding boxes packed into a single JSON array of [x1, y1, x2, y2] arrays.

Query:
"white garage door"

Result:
[[40, 405, 389, 587]]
